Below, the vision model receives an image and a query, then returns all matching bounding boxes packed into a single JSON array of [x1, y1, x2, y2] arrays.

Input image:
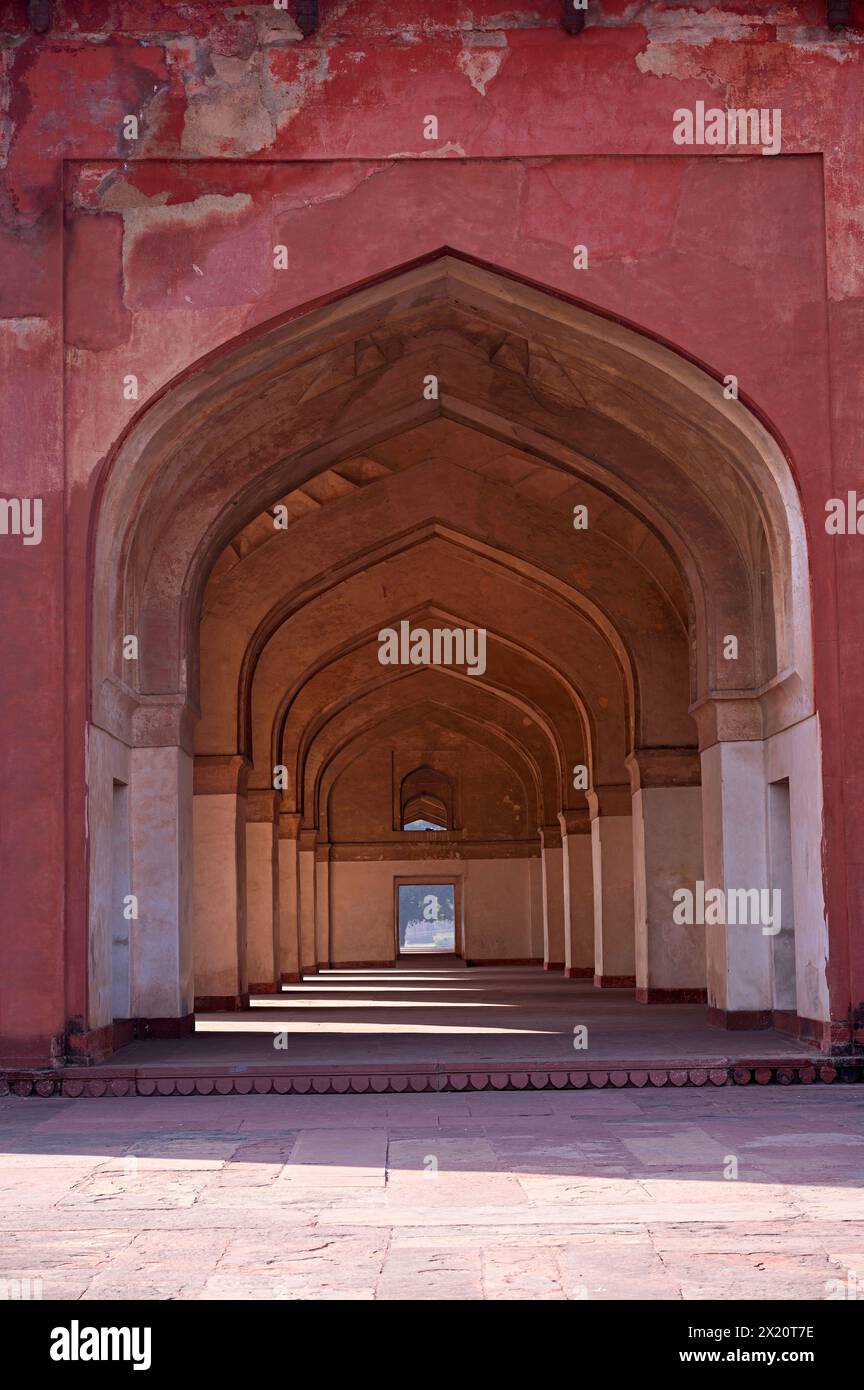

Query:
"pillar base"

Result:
[[66, 1023, 114, 1063], [119, 1014, 195, 1042], [771, 1009, 798, 1038], [707, 1005, 772, 1030], [249, 981, 281, 994], [636, 986, 707, 1004], [465, 957, 542, 967], [281, 971, 302, 983], [564, 966, 593, 979], [328, 958, 394, 969], [775, 1013, 850, 1050], [194, 994, 250, 1012], [708, 1008, 848, 1046], [594, 973, 636, 989], [543, 961, 565, 971], [67, 1014, 197, 1063], [112, 1020, 136, 1050]]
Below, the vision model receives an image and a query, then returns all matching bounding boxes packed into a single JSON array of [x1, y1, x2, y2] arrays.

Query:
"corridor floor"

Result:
[[1, 1086, 862, 1300], [117, 965, 809, 1068]]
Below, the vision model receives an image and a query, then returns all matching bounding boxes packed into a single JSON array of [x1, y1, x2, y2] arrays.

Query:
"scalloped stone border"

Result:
[[0, 1058, 860, 1098]]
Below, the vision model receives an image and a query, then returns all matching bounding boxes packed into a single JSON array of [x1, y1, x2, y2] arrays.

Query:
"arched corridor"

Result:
[[6, 0, 864, 1324], [84, 253, 827, 1063], [111, 964, 811, 1077]]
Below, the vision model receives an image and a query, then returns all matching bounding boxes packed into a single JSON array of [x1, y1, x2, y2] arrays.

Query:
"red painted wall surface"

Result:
[[1, 1, 862, 1062]]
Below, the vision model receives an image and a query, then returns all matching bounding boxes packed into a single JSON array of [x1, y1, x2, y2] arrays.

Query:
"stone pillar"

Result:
[[129, 744, 195, 1027], [528, 854, 545, 963], [278, 812, 302, 982], [627, 750, 705, 1003], [315, 841, 332, 969], [588, 784, 635, 988], [700, 738, 773, 1026], [539, 824, 565, 969], [246, 790, 280, 994], [192, 754, 249, 1010], [298, 828, 318, 974], [558, 808, 594, 979]]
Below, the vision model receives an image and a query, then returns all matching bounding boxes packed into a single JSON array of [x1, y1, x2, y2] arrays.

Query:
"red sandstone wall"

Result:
[[1, 1, 863, 1060]]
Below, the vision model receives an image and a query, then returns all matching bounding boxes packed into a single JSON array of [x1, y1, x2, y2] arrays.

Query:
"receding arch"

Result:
[[92, 252, 812, 735], [270, 631, 586, 813], [320, 698, 544, 844], [221, 497, 684, 761], [311, 678, 553, 835], [401, 764, 452, 831]]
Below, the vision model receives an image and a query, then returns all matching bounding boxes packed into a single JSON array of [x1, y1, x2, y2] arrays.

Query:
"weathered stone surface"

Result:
[[1, 1086, 862, 1300]]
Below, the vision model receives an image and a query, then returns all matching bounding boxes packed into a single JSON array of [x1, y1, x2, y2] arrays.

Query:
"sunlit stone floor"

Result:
[[116, 967, 808, 1068], [1, 1086, 862, 1300]]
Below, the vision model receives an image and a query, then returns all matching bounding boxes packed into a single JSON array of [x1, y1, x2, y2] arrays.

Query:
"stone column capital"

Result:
[[132, 696, 199, 754], [193, 754, 250, 796], [625, 748, 702, 792], [315, 841, 332, 862], [586, 783, 632, 820], [538, 823, 562, 850], [278, 811, 303, 840], [246, 789, 279, 822], [299, 828, 318, 852], [558, 808, 591, 836], [690, 675, 813, 749], [688, 693, 763, 748]]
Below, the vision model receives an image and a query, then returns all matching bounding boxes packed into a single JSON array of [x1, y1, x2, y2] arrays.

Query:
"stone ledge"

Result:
[[1, 1057, 859, 1098]]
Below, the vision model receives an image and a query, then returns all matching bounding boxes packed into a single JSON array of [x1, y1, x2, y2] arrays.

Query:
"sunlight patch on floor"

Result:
[[196, 1019, 557, 1036]]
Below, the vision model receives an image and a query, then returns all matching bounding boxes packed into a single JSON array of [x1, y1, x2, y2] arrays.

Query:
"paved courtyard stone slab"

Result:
[[0, 1088, 861, 1300]]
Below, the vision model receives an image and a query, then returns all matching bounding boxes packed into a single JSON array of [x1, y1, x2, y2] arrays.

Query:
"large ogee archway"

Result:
[[87, 254, 822, 1059]]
